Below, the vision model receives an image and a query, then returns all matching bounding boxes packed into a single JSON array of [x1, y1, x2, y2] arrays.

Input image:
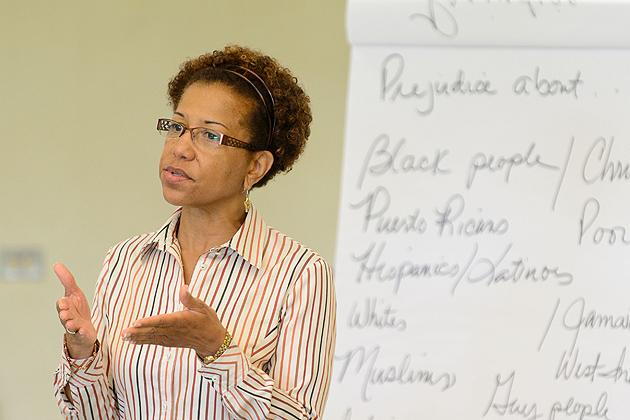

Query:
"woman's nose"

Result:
[[171, 129, 196, 160]]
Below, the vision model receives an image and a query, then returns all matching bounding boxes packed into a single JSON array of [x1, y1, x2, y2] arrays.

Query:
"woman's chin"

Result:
[[161, 189, 188, 207]]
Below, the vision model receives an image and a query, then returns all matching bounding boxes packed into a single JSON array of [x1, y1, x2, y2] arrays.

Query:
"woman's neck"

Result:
[[177, 205, 246, 255]]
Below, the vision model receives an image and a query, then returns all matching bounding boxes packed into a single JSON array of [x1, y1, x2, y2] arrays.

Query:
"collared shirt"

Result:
[[54, 206, 336, 420]]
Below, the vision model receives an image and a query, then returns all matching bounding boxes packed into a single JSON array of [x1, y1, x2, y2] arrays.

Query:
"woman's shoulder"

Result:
[[104, 231, 159, 259], [264, 225, 330, 272], [107, 211, 180, 256]]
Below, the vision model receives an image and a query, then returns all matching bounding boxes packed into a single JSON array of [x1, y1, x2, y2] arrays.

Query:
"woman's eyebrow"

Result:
[[173, 111, 229, 129], [203, 119, 228, 129]]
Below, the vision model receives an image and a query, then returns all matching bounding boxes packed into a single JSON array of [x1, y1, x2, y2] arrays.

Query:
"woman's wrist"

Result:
[[65, 338, 98, 360], [197, 329, 231, 364], [64, 339, 100, 371]]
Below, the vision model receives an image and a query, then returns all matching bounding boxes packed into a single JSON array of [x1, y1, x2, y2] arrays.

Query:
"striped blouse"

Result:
[[53, 206, 336, 420]]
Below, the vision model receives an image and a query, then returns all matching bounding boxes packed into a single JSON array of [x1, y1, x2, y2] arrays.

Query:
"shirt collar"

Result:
[[144, 205, 269, 270]]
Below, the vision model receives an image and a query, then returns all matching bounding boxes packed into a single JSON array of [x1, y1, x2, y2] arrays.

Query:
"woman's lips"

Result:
[[163, 166, 192, 183]]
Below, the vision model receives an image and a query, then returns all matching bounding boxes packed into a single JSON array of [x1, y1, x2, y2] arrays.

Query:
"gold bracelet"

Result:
[[198, 330, 232, 364], [65, 340, 100, 371]]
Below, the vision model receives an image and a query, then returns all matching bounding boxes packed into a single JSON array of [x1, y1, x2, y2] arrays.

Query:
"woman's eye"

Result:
[[169, 122, 184, 133], [200, 129, 220, 142]]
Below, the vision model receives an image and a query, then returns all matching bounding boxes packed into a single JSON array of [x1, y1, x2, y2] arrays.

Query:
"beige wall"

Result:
[[0, 1, 347, 418]]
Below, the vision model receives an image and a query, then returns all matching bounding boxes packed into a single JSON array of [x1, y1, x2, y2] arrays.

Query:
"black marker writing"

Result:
[[351, 241, 572, 295], [485, 371, 610, 420], [409, 0, 458, 38], [466, 143, 559, 189], [357, 133, 450, 189], [579, 198, 630, 246], [555, 347, 605, 383], [347, 297, 407, 331], [408, 0, 576, 37], [351, 241, 460, 294], [549, 393, 610, 420], [381, 53, 497, 116], [514, 67, 583, 99], [340, 408, 396, 420], [451, 243, 573, 294], [435, 193, 509, 237], [551, 136, 574, 211], [484, 371, 541, 420], [583, 136, 630, 184], [542, 297, 630, 353], [563, 298, 630, 352], [351, 186, 428, 234], [335, 345, 456, 402], [556, 346, 630, 385]]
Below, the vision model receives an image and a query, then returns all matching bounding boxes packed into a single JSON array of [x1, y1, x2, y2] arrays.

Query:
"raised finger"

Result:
[[179, 285, 209, 312], [53, 263, 81, 297]]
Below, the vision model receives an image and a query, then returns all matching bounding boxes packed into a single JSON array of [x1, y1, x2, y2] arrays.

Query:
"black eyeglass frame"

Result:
[[157, 118, 259, 152]]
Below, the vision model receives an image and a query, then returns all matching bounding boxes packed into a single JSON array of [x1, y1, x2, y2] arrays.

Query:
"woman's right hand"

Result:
[[54, 263, 97, 359]]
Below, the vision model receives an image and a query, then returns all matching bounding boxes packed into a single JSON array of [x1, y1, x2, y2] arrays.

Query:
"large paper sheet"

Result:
[[328, 2, 630, 419]]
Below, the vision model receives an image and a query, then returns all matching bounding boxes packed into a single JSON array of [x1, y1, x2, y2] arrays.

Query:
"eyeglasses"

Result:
[[157, 118, 258, 152]]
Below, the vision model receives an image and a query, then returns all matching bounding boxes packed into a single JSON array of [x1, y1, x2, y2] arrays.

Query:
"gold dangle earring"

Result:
[[244, 188, 251, 213]]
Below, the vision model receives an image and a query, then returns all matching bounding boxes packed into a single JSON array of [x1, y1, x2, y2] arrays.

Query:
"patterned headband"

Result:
[[220, 65, 276, 149]]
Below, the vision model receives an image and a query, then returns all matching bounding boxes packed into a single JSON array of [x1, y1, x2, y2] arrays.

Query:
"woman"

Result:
[[54, 45, 336, 420]]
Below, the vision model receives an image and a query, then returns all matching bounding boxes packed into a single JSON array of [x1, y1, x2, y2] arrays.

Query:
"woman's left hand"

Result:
[[121, 285, 227, 358]]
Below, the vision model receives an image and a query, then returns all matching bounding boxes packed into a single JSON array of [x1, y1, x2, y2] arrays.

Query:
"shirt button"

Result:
[[200, 263, 208, 270]]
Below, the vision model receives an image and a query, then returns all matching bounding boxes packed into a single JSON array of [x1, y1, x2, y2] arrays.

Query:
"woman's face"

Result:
[[159, 82, 256, 213]]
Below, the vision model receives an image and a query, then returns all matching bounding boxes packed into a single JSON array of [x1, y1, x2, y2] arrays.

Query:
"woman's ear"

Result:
[[245, 150, 274, 189]]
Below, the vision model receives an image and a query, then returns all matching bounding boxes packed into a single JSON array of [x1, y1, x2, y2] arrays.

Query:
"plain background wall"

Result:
[[0, 1, 348, 418]]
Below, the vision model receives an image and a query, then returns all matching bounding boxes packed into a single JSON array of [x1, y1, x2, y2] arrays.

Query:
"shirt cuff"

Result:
[[61, 337, 103, 387], [197, 343, 249, 392]]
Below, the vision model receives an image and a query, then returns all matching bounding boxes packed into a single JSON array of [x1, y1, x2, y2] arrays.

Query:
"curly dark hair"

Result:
[[167, 45, 312, 188]]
